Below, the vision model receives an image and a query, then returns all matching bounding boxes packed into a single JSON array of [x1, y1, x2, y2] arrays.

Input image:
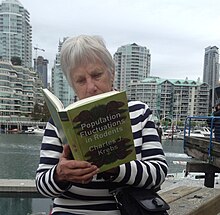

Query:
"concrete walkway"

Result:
[[0, 179, 36, 192]]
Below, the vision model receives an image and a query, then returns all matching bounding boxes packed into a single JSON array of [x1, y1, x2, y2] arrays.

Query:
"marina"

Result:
[[0, 120, 46, 134]]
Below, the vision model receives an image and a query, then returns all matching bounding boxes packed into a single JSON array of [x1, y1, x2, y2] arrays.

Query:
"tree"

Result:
[[31, 102, 50, 122], [41, 102, 51, 121], [11, 56, 22, 65]]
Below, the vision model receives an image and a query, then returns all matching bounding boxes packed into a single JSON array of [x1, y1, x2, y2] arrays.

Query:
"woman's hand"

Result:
[[54, 144, 99, 184]]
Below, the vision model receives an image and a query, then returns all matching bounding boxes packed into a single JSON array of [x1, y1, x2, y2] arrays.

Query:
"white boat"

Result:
[[161, 131, 170, 140], [23, 127, 45, 135], [172, 160, 187, 165], [177, 129, 207, 139], [162, 129, 181, 140], [199, 127, 214, 137], [33, 128, 45, 135]]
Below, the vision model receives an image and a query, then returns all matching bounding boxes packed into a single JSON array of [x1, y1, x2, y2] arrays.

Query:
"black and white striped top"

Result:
[[36, 101, 168, 215]]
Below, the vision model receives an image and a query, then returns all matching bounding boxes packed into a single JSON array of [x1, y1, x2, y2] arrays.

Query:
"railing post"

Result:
[[204, 172, 215, 188]]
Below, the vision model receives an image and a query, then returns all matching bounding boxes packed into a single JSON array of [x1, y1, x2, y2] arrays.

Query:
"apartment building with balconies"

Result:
[[0, 61, 43, 120], [126, 77, 209, 123]]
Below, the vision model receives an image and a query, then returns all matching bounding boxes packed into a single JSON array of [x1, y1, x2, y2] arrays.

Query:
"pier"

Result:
[[182, 116, 220, 188], [160, 184, 220, 215], [184, 135, 220, 188], [0, 179, 42, 198]]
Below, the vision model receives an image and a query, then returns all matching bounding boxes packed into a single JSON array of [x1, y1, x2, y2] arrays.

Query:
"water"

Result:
[[162, 139, 192, 173], [0, 134, 41, 179], [0, 134, 52, 215], [0, 134, 189, 215]]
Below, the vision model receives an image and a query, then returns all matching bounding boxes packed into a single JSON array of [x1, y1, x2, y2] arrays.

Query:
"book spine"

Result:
[[58, 111, 84, 160]]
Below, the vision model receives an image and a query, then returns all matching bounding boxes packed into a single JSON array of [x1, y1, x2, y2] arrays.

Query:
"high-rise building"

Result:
[[51, 38, 75, 107], [203, 46, 219, 88], [114, 43, 151, 91], [34, 56, 48, 88], [203, 46, 219, 108], [0, 0, 32, 67]]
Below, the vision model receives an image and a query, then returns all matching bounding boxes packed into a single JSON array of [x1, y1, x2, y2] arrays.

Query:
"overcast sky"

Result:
[[20, 0, 220, 82]]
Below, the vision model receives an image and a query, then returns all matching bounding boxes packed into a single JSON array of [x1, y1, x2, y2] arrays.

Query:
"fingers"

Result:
[[55, 144, 100, 184], [70, 166, 99, 184], [55, 158, 99, 184], [62, 144, 72, 159]]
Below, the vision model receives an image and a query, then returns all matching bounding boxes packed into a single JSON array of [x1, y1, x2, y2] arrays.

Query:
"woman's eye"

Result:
[[76, 79, 86, 84], [93, 73, 102, 78]]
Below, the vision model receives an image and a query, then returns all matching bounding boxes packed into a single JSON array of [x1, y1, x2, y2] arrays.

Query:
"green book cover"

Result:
[[42, 89, 136, 172]]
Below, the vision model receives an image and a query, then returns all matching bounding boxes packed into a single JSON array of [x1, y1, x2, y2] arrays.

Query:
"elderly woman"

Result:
[[36, 35, 168, 215]]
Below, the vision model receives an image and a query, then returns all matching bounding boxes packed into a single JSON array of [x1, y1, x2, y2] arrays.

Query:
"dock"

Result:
[[184, 136, 220, 187], [184, 136, 220, 167], [181, 115, 220, 188], [160, 185, 220, 215], [160, 177, 220, 214], [0, 179, 42, 197]]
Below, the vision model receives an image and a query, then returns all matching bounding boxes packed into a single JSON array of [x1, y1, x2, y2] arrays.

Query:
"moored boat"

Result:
[[177, 129, 211, 139], [23, 127, 45, 135]]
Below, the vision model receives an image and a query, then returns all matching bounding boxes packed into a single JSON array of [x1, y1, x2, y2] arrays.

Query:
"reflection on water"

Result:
[[0, 198, 32, 215], [0, 134, 189, 214], [0, 197, 52, 215]]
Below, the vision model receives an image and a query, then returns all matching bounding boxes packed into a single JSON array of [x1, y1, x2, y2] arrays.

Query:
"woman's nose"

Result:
[[86, 78, 97, 93]]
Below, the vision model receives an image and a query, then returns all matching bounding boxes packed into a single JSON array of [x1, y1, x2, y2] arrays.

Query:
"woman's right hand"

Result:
[[54, 144, 99, 184]]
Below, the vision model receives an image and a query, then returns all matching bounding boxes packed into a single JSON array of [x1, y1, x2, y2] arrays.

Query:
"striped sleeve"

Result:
[[35, 118, 70, 197], [113, 101, 168, 189]]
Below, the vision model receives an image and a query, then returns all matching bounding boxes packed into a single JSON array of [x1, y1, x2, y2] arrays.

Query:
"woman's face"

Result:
[[70, 63, 114, 100]]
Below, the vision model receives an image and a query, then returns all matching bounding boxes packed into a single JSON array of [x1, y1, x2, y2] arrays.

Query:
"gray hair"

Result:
[[60, 35, 115, 87]]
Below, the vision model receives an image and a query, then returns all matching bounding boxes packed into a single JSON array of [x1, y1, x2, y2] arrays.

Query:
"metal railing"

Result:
[[183, 115, 220, 162]]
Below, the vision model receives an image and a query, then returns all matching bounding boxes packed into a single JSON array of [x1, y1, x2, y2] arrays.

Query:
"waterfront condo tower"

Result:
[[114, 43, 151, 91], [0, 0, 32, 68], [34, 56, 49, 88], [51, 38, 75, 107], [203, 46, 219, 88], [203, 46, 220, 108]]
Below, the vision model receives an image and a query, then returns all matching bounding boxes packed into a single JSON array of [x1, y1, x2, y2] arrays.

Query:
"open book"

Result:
[[42, 89, 136, 172]]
